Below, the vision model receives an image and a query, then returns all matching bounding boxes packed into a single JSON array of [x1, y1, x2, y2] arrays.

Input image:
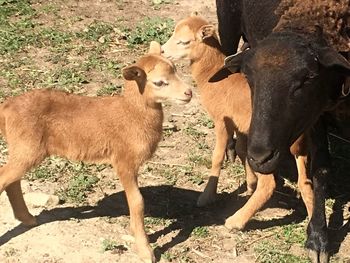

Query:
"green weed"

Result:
[[124, 17, 174, 46], [96, 84, 123, 96], [191, 226, 209, 238]]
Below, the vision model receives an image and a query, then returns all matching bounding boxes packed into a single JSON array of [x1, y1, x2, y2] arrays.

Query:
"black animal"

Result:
[[216, 1, 350, 262]]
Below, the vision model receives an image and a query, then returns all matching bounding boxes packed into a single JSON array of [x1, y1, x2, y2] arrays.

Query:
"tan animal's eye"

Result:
[[177, 40, 190, 45], [153, 80, 168, 87]]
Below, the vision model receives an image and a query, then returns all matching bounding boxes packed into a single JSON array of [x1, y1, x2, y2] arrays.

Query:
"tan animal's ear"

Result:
[[122, 65, 146, 81], [190, 11, 198, 17], [148, 41, 161, 55], [197, 24, 216, 41]]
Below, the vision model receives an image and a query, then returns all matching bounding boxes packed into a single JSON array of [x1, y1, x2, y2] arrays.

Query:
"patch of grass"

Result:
[[57, 162, 100, 203], [184, 123, 207, 140], [161, 251, 177, 261], [144, 217, 174, 231], [83, 54, 122, 76], [162, 167, 179, 185], [187, 150, 211, 168], [124, 17, 174, 46], [101, 238, 119, 252], [255, 240, 308, 263], [38, 28, 73, 47], [28, 166, 56, 181], [77, 21, 114, 42], [279, 224, 306, 245], [191, 226, 209, 238], [96, 84, 123, 96], [197, 113, 215, 129], [150, 0, 174, 10], [38, 3, 59, 15], [253, 225, 308, 263], [186, 170, 205, 185], [41, 67, 88, 91]]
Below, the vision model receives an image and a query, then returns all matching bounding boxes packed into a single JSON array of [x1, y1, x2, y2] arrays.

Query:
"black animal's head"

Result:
[[225, 32, 350, 174]]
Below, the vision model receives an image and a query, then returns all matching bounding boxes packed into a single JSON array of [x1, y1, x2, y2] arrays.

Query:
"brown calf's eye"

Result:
[[177, 40, 190, 45], [153, 80, 168, 87]]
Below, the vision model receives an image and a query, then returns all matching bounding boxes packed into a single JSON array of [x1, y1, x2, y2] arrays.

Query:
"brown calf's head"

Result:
[[161, 14, 217, 61], [225, 31, 350, 174], [123, 41, 192, 104]]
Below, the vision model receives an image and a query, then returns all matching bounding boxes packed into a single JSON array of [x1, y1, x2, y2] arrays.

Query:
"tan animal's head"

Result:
[[161, 14, 218, 61], [123, 41, 192, 104]]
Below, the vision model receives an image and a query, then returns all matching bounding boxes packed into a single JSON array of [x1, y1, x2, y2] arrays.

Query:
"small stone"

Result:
[[24, 192, 60, 207]]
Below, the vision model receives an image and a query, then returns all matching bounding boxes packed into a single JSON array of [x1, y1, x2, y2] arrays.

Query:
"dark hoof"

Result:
[[306, 227, 329, 263], [308, 250, 329, 263]]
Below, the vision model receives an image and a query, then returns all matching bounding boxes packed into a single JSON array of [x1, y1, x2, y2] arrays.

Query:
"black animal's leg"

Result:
[[306, 117, 330, 263], [225, 135, 237, 162], [216, 0, 242, 56]]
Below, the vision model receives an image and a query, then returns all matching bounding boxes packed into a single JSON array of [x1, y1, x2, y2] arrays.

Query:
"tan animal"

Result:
[[162, 15, 314, 230], [0, 41, 192, 263]]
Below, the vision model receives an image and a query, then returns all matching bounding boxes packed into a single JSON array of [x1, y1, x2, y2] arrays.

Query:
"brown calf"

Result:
[[162, 15, 314, 230], [0, 42, 192, 263]]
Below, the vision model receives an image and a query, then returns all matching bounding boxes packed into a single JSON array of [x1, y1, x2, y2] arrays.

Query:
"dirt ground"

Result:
[[0, 0, 350, 262]]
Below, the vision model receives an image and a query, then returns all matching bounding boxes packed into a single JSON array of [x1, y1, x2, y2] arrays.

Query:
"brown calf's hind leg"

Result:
[[6, 180, 36, 226], [197, 123, 229, 207], [225, 172, 276, 230], [116, 162, 155, 263], [0, 161, 37, 225], [296, 155, 314, 219]]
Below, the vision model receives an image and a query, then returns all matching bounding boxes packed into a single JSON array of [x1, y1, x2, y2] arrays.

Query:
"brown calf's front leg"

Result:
[[225, 172, 276, 230], [235, 133, 257, 196], [197, 122, 229, 207], [296, 155, 314, 219], [115, 162, 155, 263]]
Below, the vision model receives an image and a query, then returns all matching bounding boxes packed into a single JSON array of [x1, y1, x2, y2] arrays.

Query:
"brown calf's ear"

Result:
[[198, 25, 216, 41], [122, 65, 146, 81], [148, 41, 161, 55]]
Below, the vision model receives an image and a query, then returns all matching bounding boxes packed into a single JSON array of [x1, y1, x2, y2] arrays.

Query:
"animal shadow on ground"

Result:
[[0, 173, 305, 261], [327, 134, 350, 256], [0, 146, 348, 260]]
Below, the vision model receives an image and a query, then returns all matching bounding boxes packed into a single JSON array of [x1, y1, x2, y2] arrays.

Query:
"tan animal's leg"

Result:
[[225, 172, 275, 230], [235, 133, 257, 196], [6, 180, 36, 225], [296, 155, 314, 218], [197, 122, 229, 207], [0, 160, 37, 225], [116, 163, 155, 263]]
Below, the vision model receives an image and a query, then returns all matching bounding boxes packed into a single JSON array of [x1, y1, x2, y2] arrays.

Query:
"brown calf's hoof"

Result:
[[225, 213, 246, 231], [17, 214, 37, 226], [136, 243, 156, 263], [238, 189, 254, 198]]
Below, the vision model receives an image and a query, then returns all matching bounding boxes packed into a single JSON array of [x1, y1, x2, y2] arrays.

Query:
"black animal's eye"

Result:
[[153, 80, 168, 87]]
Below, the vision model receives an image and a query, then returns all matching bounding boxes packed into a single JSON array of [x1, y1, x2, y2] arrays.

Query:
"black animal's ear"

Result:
[[317, 47, 350, 76], [224, 51, 245, 73]]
